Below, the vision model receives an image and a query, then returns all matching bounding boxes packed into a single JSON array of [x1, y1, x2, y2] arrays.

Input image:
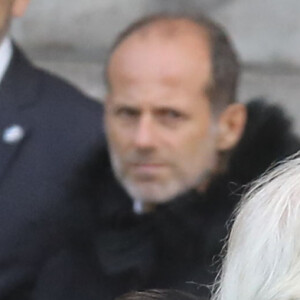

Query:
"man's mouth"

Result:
[[129, 163, 166, 176], [131, 163, 165, 169]]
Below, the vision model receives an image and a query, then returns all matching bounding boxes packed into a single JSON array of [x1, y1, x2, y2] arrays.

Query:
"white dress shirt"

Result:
[[0, 37, 13, 85]]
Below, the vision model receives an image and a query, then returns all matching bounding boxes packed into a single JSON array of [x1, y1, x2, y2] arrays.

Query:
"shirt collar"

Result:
[[0, 37, 13, 85]]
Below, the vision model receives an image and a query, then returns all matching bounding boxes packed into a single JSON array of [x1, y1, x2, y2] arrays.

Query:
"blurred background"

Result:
[[11, 0, 300, 132]]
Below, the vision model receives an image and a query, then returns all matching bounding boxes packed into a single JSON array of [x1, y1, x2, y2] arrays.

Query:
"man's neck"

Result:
[[0, 36, 13, 85]]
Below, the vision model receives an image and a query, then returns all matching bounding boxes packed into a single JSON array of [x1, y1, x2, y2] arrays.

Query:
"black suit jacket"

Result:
[[0, 46, 104, 299]]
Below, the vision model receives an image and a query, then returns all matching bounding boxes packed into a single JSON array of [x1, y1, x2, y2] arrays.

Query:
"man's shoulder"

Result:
[[245, 98, 300, 156], [229, 98, 300, 184], [34, 66, 103, 115], [7, 47, 105, 145], [11, 45, 103, 116]]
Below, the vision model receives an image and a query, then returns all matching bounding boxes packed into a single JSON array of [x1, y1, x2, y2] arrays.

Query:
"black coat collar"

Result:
[[83, 99, 300, 217], [74, 99, 300, 272]]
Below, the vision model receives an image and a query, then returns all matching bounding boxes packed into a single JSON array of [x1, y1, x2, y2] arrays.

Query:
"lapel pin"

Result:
[[2, 124, 25, 144]]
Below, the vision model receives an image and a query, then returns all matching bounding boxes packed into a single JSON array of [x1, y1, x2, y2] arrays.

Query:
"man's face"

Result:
[[105, 24, 220, 205]]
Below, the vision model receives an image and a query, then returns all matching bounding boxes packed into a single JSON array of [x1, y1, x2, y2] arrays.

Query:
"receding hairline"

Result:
[[106, 16, 213, 91], [110, 13, 217, 50], [110, 16, 211, 59], [128, 17, 208, 40]]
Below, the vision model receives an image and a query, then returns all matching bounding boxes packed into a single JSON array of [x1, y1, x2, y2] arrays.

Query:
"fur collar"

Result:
[[79, 98, 299, 215], [67, 99, 299, 298]]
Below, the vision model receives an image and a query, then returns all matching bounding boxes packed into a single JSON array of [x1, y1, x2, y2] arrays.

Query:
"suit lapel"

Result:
[[0, 45, 39, 111], [0, 45, 38, 183]]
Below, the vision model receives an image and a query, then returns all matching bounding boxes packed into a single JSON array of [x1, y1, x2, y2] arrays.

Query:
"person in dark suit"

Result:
[[0, 1, 103, 299]]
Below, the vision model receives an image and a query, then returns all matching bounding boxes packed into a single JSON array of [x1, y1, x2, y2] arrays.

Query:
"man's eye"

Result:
[[157, 109, 186, 127], [115, 108, 139, 119], [161, 110, 184, 120]]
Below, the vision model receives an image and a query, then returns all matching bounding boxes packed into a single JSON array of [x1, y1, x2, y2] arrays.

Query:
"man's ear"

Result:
[[12, 0, 30, 18], [216, 103, 247, 151]]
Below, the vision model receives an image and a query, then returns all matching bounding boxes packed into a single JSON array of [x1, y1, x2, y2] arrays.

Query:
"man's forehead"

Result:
[[106, 17, 213, 97]]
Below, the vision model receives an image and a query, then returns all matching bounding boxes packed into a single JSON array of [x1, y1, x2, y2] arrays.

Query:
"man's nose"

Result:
[[133, 115, 156, 149]]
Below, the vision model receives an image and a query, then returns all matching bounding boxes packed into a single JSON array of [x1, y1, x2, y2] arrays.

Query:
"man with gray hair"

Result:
[[32, 13, 299, 300]]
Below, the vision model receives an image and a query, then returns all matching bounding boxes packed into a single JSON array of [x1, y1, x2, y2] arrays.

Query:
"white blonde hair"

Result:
[[211, 153, 300, 300]]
